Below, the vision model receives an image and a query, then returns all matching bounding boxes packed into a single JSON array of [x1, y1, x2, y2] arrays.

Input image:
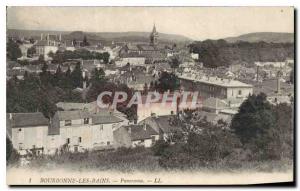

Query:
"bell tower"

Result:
[[150, 24, 159, 46]]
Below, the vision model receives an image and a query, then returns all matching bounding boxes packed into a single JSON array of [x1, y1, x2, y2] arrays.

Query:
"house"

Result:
[[179, 74, 253, 99], [202, 97, 228, 114], [8, 110, 124, 156], [113, 124, 159, 148], [137, 92, 202, 122], [8, 113, 52, 156], [115, 57, 146, 67], [34, 33, 62, 60], [138, 115, 182, 141], [56, 101, 129, 127]]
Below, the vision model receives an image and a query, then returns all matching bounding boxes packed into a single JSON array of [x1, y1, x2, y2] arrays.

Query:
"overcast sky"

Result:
[[7, 6, 294, 40]]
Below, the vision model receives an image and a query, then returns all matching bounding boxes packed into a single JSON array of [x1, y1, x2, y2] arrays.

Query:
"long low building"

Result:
[[7, 111, 124, 155], [179, 74, 253, 99]]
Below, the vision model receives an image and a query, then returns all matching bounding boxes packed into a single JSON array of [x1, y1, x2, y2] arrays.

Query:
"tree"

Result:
[[37, 88, 58, 119], [82, 35, 89, 47], [231, 93, 278, 159], [272, 103, 293, 159], [156, 72, 180, 92], [170, 57, 180, 69], [70, 62, 83, 88], [27, 46, 36, 58], [6, 137, 19, 165], [7, 39, 22, 61], [53, 64, 63, 87], [91, 68, 105, 83], [40, 63, 50, 86]]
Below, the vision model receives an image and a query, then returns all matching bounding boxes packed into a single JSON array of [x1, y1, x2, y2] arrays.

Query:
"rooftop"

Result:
[[8, 112, 49, 128], [179, 74, 253, 88], [123, 124, 158, 141], [140, 115, 182, 134]]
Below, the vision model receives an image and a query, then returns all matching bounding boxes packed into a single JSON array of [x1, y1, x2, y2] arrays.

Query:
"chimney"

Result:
[[47, 33, 50, 40], [41, 33, 43, 40], [59, 34, 62, 41], [9, 113, 12, 120], [143, 123, 147, 131]]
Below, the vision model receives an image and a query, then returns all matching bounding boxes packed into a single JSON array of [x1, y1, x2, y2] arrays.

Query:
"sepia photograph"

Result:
[[5, 6, 295, 185]]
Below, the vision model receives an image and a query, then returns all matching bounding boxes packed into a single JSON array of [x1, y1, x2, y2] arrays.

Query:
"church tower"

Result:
[[150, 24, 159, 46]]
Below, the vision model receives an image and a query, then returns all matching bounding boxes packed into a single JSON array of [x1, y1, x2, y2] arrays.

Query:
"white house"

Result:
[[8, 110, 124, 156]]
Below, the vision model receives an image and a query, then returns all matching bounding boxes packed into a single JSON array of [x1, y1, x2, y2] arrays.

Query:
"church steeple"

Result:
[[150, 23, 158, 46]]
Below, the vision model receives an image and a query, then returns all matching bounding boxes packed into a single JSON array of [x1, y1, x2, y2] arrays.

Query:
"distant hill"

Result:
[[224, 32, 294, 43], [190, 39, 294, 68], [7, 29, 192, 45], [66, 31, 192, 45]]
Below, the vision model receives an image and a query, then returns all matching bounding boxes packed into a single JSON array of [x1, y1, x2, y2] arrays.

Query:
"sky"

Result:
[[7, 6, 294, 40]]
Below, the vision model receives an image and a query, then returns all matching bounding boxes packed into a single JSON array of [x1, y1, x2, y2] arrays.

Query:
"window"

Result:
[[84, 118, 89, 124], [78, 137, 82, 143], [18, 128, 22, 132], [18, 143, 23, 150], [151, 136, 156, 143], [65, 120, 72, 126], [66, 138, 70, 144], [238, 90, 242, 95], [107, 141, 110, 145], [171, 111, 174, 115], [100, 125, 103, 131]]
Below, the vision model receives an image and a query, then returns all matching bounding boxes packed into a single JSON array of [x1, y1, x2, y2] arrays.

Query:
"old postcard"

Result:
[[6, 6, 294, 185]]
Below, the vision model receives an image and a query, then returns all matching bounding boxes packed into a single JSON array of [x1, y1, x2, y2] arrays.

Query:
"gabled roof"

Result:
[[91, 115, 123, 125], [56, 110, 123, 125], [141, 115, 182, 134], [123, 125, 158, 141], [8, 112, 49, 128], [56, 110, 90, 121]]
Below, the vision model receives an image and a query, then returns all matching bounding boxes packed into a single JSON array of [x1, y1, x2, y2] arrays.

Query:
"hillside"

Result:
[[7, 29, 192, 45], [224, 32, 294, 43], [189, 40, 294, 68]]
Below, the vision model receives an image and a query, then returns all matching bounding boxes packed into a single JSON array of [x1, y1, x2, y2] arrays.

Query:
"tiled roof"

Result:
[[8, 112, 49, 128], [123, 125, 158, 141], [56, 102, 96, 112], [56, 110, 91, 121], [138, 45, 155, 51], [56, 110, 123, 124], [91, 115, 123, 125], [126, 44, 139, 51], [145, 115, 182, 134], [179, 74, 253, 88]]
